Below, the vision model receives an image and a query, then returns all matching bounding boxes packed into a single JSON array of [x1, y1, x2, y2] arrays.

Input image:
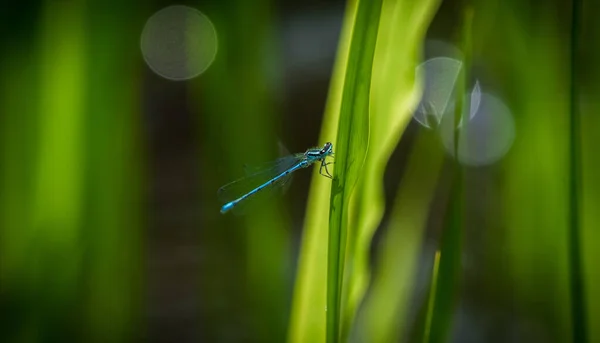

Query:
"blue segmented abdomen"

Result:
[[220, 161, 307, 213]]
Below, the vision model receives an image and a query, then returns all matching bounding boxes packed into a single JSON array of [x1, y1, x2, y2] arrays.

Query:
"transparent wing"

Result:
[[242, 155, 295, 176], [218, 156, 300, 214]]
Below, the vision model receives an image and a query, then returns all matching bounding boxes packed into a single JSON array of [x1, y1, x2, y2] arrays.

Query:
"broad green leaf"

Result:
[[289, 0, 440, 341], [343, 0, 441, 339]]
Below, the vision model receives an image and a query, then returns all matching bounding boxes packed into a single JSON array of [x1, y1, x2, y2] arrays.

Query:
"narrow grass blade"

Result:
[[567, 0, 587, 342], [579, 7, 600, 338], [424, 251, 442, 343], [326, 0, 384, 341], [424, 9, 471, 343], [579, 3, 600, 341], [427, 166, 463, 343], [287, 1, 357, 342], [581, 93, 600, 343]]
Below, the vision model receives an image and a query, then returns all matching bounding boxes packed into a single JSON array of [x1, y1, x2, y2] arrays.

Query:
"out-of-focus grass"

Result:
[[355, 128, 444, 343], [0, 29, 42, 343], [0, 2, 87, 340], [568, 0, 586, 341], [426, 172, 463, 343], [580, 3, 600, 340], [460, 2, 576, 341], [581, 90, 600, 343], [0, 1, 144, 341], [425, 8, 471, 343], [424, 251, 442, 343], [82, 1, 144, 340], [499, 8, 572, 343], [196, 0, 291, 341]]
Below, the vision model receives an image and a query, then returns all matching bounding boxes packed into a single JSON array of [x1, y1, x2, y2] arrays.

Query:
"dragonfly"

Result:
[[219, 142, 335, 214]]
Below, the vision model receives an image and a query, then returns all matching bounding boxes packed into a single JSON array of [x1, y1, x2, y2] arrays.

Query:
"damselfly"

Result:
[[219, 142, 334, 214]]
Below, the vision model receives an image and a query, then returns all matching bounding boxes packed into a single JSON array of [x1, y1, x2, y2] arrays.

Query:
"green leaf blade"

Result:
[[326, 0, 388, 341]]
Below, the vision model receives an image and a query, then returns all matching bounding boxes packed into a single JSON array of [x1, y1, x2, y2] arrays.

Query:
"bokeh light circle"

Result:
[[141, 5, 218, 80], [439, 93, 515, 166], [414, 57, 480, 129]]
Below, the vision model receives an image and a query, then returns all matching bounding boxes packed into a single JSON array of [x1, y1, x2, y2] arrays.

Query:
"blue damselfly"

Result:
[[219, 142, 334, 214]]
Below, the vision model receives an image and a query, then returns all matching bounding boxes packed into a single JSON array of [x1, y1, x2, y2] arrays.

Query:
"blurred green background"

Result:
[[1, 0, 599, 342]]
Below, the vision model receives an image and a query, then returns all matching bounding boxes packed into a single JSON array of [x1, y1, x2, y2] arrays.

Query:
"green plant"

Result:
[[288, 0, 441, 342]]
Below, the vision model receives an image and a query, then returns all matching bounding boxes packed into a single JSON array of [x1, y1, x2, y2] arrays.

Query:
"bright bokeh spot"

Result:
[[439, 93, 515, 166], [140, 5, 218, 80], [414, 57, 480, 129]]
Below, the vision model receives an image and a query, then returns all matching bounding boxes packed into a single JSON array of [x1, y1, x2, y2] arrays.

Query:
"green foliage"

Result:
[[345, 0, 441, 338], [289, 0, 441, 342], [287, 1, 356, 341], [326, 0, 383, 341], [2, 0, 600, 342]]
